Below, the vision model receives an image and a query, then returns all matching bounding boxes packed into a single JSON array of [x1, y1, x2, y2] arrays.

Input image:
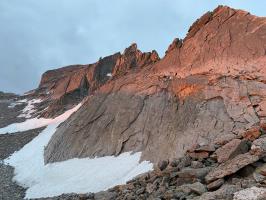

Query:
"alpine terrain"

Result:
[[1, 5, 266, 200]]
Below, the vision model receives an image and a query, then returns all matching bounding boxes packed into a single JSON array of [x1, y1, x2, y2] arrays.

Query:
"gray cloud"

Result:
[[0, 0, 265, 93]]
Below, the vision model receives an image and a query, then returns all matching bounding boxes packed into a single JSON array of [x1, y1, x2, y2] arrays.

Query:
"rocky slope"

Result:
[[35, 126, 266, 200], [1, 5, 266, 200], [43, 6, 266, 166]]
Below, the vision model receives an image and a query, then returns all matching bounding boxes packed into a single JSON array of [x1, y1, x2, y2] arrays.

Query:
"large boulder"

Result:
[[205, 152, 260, 183]]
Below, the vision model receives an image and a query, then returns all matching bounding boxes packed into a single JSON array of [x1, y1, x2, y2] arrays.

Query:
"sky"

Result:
[[0, 0, 265, 94]]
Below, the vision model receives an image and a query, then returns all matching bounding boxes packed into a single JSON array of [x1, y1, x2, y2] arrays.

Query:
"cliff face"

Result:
[[43, 6, 266, 164], [36, 44, 159, 117]]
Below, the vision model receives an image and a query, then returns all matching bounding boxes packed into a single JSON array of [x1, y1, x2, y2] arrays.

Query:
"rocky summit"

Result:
[[1, 5, 266, 200], [44, 5, 266, 165]]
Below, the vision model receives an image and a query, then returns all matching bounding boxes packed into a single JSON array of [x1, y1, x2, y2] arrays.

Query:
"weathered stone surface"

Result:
[[191, 161, 204, 168], [157, 160, 169, 171], [255, 164, 266, 176], [177, 167, 212, 181], [194, 145, 216, 153], [44, 6, 266, 165], [243, 127, 261, 141], [188, 151, 209, 160], [260, 123, 266, 134], [205, 153, 260, 183], [215, 139, 249, 163], [233, 187, 266, 200], [253, 164, 266, 183], [213, 133, 238, 146], [251, 137, 266, 156], [196, 184, 240, 200], [3, 5, 266, 200], [207, 178, 224, 191], [187, 182, 207, 195]]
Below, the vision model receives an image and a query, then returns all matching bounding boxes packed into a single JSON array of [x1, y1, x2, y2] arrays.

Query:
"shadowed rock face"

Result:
[[44, 6, 266, 164], [37, 44, 159, 117]]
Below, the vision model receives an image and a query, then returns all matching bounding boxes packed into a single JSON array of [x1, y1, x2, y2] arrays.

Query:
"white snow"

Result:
[[8, 99, 27, 108], [4, 103, 153, 199], [106, 73, 112, 77], [233, 186, 266, 200], [18, 98, 43, 118], [0, 103, 81, 134]]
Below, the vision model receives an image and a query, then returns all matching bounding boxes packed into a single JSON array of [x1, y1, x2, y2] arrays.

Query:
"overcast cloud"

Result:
[[0, 0, 265, 94]]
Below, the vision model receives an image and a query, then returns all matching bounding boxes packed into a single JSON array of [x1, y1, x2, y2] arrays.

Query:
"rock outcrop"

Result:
[[36, 44, 159, 117], [44, 6, 266, 166], [37, 127, 266, 200]]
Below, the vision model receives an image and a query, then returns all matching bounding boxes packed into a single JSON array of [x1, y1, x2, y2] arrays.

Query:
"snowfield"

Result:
[[0, 101, 76, 134], [2, 103, 153, 199]]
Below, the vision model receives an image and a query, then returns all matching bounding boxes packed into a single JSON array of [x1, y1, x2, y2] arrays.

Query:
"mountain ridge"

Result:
[[43, 5, 266, 165], [1, 5, 266, 200]]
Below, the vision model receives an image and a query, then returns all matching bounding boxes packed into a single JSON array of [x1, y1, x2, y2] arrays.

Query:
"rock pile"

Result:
[[36, 124, 266, 200]]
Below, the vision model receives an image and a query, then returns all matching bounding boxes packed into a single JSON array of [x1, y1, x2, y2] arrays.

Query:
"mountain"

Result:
[[1, 5, 266, 200], [43, 5, 266, 165]]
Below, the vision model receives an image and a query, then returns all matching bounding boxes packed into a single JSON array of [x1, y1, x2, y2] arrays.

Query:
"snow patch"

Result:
[[4, 103, 153, 199], [8, 99, 27, 108], [233, 186, 266, 200], [18, 98, 43, 118], [106, 73, 112, 77], [0, 103, 82, 134]]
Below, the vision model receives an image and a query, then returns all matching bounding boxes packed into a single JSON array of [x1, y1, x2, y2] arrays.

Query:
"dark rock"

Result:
[[158, 160, 169, 171], [135, 187, 145, 195], [197, 184, 241, 200], [253, 164, 266, 183], [94, 191, 117, 200], [177, 167, 212, 181], [187, 182, 207, 195], [170, 158, 180, 167], [191, 161, 204, 168], [178, 155, 192, 168], [207, 178, 224, 191], [237, 165, 255, 177], [146, 183, 155, 194], [251, 137, 266, 156]]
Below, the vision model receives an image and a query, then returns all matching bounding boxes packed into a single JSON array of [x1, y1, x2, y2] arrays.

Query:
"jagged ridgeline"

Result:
[[41, 6, 266, 164], [1, 5, 266, 200]]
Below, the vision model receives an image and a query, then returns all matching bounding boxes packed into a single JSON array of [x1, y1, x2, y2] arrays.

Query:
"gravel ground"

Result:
[[0, 127, 45, 200], [0, 97, 46, 200], [0, 127, 45, 160], [0, 100, 26, 128], [0, 163, 26, 200]]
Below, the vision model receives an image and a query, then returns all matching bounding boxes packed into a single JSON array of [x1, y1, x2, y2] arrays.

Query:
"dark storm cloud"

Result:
[[0, 0, 265, 93]]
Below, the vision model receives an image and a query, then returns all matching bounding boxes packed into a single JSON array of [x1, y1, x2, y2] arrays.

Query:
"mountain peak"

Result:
[[184, 5, 250, 41]]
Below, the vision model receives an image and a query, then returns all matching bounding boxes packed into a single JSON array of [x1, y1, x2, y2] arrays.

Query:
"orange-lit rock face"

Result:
[[44, 6, 266, 164], [154, 6, 266, 79], [37, 44, 159, 117], [170, 76, 206, 100]]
